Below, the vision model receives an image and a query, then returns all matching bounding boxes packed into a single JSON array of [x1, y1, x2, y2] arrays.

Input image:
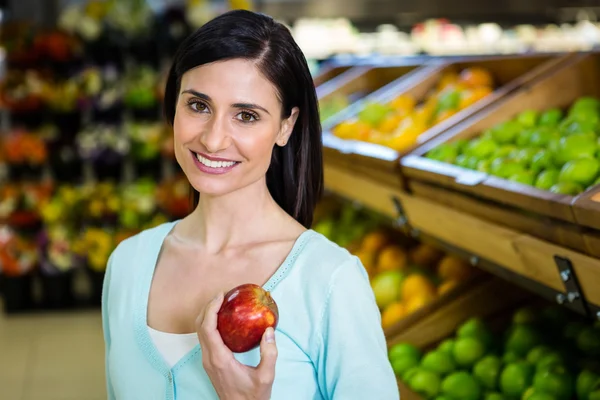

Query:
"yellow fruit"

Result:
[[438, 72, 460, 90], [381, 302, 406, 328], [378, 114, 402, 134], [438, 280, 459, 295], [438, 255, 473, 281], [385, 133, 418, 152], [390, 94, 416, 113], [361, 231, 389, 253], [410, 244, 444, 267], [405, 292, 436, 314], [413, 105, 434, 127], [402, 274, 437, 302], [377, 245, 408, 272], [332, 121, 370, 140]]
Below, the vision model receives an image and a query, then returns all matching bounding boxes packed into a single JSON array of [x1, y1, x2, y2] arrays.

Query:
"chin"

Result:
[[188, 175, 240, 197]]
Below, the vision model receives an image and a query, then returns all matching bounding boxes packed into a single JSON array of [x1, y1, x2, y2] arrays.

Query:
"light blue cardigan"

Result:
[[102, 221, 400, 399]]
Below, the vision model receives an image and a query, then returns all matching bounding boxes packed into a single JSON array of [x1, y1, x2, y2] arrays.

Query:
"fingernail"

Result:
[[265, 327, 275, 343]]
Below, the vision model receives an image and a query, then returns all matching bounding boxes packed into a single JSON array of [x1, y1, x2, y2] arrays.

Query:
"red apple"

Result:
[[217, 283, 279, 353]]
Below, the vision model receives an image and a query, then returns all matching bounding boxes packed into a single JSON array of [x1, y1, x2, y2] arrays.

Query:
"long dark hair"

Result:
[[163, 10, 323, 228]]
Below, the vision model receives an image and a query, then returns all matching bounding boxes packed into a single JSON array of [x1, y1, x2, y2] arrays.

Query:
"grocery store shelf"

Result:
[[323, 160, 600, 319]]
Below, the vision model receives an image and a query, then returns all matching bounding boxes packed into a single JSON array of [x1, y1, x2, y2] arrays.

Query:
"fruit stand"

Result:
[[313, 50, 600, 399]]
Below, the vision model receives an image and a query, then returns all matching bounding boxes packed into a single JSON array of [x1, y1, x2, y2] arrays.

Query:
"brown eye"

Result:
[[188, 101, 208, 112], [238, 111, 258, 122]]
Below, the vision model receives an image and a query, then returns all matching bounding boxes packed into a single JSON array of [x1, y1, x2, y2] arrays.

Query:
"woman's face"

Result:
[[173, 58, 298, 197]]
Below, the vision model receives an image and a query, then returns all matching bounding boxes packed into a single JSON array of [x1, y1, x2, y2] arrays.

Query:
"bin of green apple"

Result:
[[390, 305, 600, 400], [426, 97, 600, 197]]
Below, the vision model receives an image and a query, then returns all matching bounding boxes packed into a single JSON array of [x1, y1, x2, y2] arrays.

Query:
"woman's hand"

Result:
[[196, 293, 278, 400]]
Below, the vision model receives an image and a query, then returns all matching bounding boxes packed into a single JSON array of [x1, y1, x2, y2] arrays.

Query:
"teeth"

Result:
[[195, 153, 236, 168]]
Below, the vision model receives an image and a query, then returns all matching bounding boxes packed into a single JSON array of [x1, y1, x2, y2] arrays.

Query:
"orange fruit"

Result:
[[438, 255, 473, 281], [410, 244, 444, 267], [361, 231, 390, 253], [381, 302, 406, 328], [405, 292, 436, 314], [402, 274, 437, 302], [377, 245, 408, 272], [438, 280, 459, 295], [459, 67, 494, 88]]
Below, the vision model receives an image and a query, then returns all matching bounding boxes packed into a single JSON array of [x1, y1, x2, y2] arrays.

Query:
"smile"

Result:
[[190, 150, 240, 174]]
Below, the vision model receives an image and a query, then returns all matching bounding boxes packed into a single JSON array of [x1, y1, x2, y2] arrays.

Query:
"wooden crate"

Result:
[[571, 188, 600, 258], [318, 63, 437, 170], [401, 53, 600, 255], [323, 160, 600, 314], [324, 53, 574, 188], [312, 65, 353, 88]]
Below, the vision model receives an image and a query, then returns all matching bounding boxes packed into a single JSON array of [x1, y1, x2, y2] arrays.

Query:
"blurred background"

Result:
[[2, 1, 600, 399]]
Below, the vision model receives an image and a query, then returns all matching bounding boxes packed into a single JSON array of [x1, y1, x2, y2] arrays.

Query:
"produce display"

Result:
[[390, 305, 600, 400], [331, 67, 494, 152], [217, 283, 279, 353], [313, 200, 479, 330], [426, 97, 600, 196]]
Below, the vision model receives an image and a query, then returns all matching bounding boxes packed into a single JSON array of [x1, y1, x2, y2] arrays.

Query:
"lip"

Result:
[[190, 150, 240, 175], [191, 151, 239, 163]]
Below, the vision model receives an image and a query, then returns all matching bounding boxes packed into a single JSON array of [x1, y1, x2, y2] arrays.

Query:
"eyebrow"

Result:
[[181, 89, 270, 115]]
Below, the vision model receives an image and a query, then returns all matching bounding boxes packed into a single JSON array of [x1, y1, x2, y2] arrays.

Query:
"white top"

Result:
[[148, 326, 199, 368]]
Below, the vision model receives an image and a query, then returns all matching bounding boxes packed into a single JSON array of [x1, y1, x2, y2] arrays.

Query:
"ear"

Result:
[[276, 107, 299, 147]]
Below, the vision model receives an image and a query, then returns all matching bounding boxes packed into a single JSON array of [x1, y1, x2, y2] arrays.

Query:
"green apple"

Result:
[[550, 182, 585, 196], [558, 158, 600, 187], [517, 110, 539, 128], [535, 169, 560, 191], [500, 361, 535, 398], [539, 108, 563, 127], [491, 120, 523, 144]]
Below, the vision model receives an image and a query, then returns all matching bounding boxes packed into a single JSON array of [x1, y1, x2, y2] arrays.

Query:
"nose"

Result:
[[199, 115, 233, 154]]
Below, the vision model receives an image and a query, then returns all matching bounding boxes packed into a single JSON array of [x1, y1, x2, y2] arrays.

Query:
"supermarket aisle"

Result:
[[0, 305, 106, 400]]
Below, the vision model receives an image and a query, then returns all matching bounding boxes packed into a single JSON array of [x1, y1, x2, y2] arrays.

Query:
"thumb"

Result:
[[256, 327, 278, 382]]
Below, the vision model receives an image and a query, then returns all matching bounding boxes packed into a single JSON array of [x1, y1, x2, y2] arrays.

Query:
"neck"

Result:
[[178, 178, 284, 253]]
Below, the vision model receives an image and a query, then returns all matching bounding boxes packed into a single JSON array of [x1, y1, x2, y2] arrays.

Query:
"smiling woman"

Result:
[[101, 9, 399, 400]]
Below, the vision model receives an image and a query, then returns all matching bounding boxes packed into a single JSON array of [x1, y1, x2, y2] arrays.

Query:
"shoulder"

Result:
[[298, 230, 365, 278], [291, 230, 370, 300]]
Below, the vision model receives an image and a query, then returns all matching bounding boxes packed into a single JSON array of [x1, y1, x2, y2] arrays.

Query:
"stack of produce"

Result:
[[312, 200, 478, 329], [390, 306, 600, 400], [359, 233, 477, 329], [331, 67, 494, 152], [427, 97, 600, 196]]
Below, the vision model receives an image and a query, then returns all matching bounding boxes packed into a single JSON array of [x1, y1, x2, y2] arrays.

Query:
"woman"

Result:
[[102, 9, 399, 400]]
